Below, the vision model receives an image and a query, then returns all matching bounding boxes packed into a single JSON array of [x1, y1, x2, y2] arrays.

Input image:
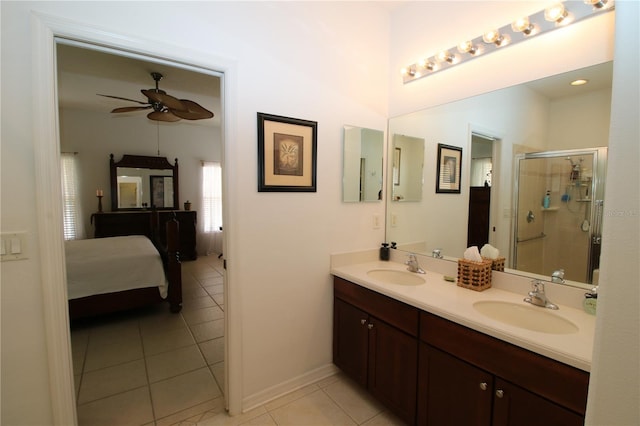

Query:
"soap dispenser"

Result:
[[380, 243, 390, 261]]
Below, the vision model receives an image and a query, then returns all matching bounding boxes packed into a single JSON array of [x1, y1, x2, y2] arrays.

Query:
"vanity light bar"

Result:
[[401, 1, 614, 84]]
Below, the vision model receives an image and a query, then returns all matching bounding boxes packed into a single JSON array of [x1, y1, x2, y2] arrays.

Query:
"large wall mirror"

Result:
[[343, 126, 384, 202], [386, 61, 613, 289], [110, 154, 180, 211]]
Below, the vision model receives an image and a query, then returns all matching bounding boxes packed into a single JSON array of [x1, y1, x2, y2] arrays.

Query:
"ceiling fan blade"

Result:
[[147, 110, 181, 122], [170, 100, 214, 120], [141, 89, 187, 111], [97, 94, 150, 105], [111, 106, 152, 113]]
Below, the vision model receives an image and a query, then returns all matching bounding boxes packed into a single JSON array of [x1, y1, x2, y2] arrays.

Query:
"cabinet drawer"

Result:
[[334, 277, 419, 336], [420, 312, 589, 415]]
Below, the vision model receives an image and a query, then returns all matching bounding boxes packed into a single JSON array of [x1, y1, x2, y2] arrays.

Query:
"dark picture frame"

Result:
[[436, 143, 462, 193], [257, 112, 318, 192]]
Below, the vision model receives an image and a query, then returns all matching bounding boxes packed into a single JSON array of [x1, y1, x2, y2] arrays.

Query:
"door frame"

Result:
[[31, 11, 240, 424]]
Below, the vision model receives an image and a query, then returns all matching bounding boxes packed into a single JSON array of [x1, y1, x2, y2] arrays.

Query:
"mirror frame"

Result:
[[110, 153, 179, 211]]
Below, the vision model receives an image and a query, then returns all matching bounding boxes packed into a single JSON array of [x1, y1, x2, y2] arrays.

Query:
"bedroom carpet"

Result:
[[70, 254, 405, 426]]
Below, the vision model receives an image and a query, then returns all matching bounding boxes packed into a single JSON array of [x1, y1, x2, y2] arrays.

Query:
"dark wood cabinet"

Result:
[[419, 344, 493, 426], [418, 312, 588, 426], [333, 276, 589, 426], [92, 210, 197, 260], [334, 277, 419, 425]]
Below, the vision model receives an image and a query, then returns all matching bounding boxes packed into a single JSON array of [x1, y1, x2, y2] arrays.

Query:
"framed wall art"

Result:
[[257, 112, 318, 192], [436, 143, 462, 193]]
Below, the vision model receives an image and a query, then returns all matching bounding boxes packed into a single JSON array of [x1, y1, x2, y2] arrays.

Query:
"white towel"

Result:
[[463, 246, 483, 262], [480, 244, 500, 260]]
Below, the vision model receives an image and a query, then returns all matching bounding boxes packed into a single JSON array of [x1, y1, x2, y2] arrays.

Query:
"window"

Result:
[[61, 153, 84, 240], [202, 162, 223, 232]]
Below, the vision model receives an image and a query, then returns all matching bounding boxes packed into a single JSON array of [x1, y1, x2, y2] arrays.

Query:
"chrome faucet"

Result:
[[406, 254, 426, 274], [551, 269, 565, 284], [524, 280, 558, 310], [432, 249, 443, 259]]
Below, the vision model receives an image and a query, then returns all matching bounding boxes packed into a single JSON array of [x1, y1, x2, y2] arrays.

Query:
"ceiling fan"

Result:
[[97, 72, 214, 122]]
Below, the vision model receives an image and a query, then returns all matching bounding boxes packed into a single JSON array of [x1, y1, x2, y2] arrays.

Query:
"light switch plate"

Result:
[[1, 232, 28, 261]]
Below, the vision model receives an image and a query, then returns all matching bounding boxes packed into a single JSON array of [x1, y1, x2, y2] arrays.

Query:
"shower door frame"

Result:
[[512, 147, 607, 284]]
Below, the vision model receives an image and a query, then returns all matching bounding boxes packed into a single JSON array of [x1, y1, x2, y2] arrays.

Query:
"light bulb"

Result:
[[436, 50, 454, 63], [457, 41, 477, 55], [545, 4, 568, 23], [584, 0, 609, 9], [483, 29, 504, 46], [419, 58, 438, 71], [511, 17, 535, 35]]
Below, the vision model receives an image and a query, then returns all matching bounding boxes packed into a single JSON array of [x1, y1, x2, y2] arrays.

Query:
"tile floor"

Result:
[[70, 254, 406, 426]]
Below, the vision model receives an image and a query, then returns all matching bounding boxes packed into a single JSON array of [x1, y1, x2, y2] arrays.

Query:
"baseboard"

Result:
[[242, 363, 339, 413]]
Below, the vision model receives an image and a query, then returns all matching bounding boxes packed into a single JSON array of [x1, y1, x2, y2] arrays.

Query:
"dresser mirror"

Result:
[[386, 61, 613, 290], [110, 154, 179, 211], [342, 126, 384, 202]]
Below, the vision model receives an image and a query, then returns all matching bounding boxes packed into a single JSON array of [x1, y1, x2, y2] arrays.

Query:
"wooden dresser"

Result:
[[92, 211, 198, 260]]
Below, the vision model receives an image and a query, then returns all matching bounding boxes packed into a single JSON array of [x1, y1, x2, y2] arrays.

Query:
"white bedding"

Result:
[[65, 235, 168, 300]]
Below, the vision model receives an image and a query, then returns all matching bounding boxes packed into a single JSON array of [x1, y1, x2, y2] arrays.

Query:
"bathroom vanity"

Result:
[[332, 258, 593, 426]]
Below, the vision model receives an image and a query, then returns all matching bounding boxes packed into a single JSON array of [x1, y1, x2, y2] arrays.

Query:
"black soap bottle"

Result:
[[380, 243, 390, 261]]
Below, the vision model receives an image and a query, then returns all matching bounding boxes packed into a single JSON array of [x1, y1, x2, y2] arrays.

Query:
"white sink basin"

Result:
[[472, 300, 579, 334], [367, 269, 426, 286]]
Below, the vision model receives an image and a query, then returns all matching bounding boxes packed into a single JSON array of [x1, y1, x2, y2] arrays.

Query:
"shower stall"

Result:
[[512, 147, 607, 284]]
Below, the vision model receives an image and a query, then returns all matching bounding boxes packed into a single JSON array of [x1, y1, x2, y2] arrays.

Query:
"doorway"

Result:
[[55, 39, 227, 423], [467, 133, 496, 248]]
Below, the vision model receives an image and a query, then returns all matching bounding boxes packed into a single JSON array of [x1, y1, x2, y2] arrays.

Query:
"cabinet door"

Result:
[[418, 344, 493, 426], [492, 378, 583, 426], [333, 299, 369, 386], [368, 317, 418, 425]]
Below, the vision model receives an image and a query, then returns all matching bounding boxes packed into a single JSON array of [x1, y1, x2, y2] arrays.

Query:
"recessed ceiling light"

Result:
[[571, 79, 589, 86]]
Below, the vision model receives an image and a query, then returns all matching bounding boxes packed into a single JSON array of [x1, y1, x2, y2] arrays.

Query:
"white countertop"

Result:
[[331, 260, 595, 372]]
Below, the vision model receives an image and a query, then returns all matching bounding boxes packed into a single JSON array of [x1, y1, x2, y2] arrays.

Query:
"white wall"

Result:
[[586, 1, 639, 424], [59, 107, 221, 247], [1, 2, 389, 423]]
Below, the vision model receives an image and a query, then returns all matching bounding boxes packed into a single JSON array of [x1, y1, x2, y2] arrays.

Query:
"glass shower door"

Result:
[[513, 148, 606, 284]]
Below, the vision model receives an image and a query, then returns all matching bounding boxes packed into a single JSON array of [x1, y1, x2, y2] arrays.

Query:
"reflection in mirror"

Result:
[[342, 126, 384, 202], [513, 148, 607, 284], [386, 61, 613, 289], [110, 154, 179, 211], [392, 135, 424, 201]]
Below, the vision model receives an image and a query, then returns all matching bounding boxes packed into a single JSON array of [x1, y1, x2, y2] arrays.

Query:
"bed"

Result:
[[66, 214, 182, 320]]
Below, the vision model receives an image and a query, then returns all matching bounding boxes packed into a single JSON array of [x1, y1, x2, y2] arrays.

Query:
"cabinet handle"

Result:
[[479, 382, 488, 391], [360, 319, 367, 325], [495, 389, 504, 398], [367, 323, 374, 329]]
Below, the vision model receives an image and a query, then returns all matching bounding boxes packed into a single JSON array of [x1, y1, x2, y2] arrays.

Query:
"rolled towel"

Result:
[[480, 244, 500, 260], [463, 246, 483, 262]]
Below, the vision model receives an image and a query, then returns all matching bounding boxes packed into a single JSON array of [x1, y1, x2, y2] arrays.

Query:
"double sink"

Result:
[[366, 268, 579, 335]]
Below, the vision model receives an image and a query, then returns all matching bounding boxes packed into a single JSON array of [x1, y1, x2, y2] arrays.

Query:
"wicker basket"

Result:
[[483, 256, 505, 272], [457, 258, 493, 291]]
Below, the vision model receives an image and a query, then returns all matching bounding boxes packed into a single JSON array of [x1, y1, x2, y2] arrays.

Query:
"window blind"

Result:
[[202, 162, 223, 232], [61, 153, 84, 240]]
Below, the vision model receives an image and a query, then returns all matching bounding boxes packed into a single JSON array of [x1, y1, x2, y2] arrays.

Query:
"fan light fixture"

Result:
[[401, 1, 614, 84], [98, 72, 214, 122]]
